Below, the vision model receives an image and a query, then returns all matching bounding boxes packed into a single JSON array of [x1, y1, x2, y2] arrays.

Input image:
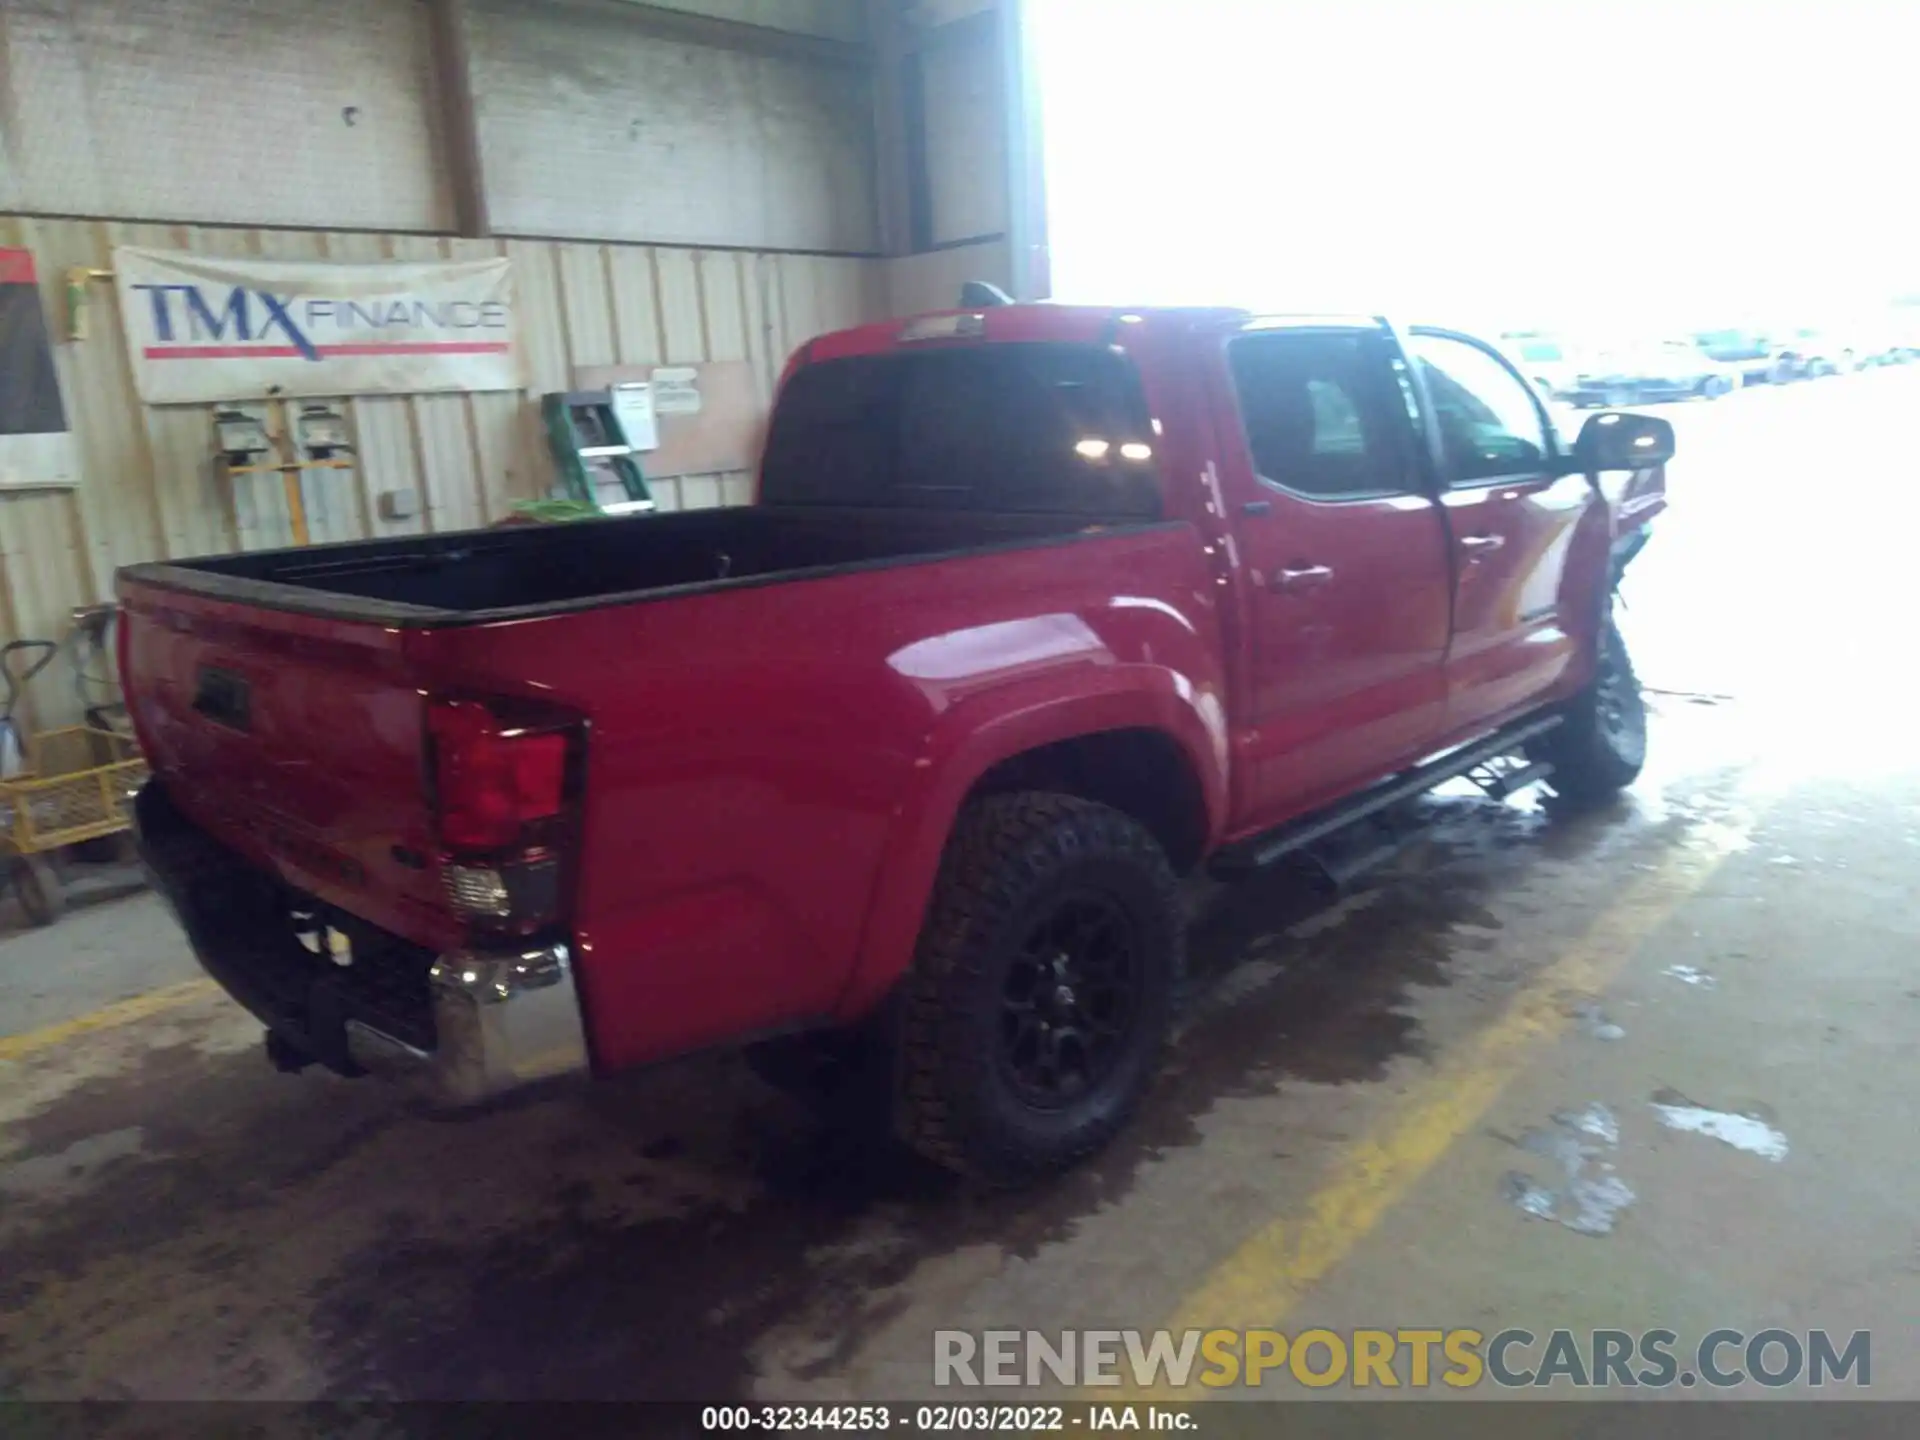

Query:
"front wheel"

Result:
[[1536, 620, 1647, 807], [895, 793, 1182, 1184]]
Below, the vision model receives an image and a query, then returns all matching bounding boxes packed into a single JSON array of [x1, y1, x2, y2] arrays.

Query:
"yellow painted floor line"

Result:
[[0, 978, 219, 1063], [1125, 809, 1762, 1399]]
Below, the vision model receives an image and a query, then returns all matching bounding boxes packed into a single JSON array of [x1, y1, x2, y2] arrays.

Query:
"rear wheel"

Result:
[[1536, 620, 1647, 806], [895, 793, 1181, 1184]]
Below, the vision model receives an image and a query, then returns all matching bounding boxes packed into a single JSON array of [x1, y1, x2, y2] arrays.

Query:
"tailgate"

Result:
[[119, 575, 452, 949]]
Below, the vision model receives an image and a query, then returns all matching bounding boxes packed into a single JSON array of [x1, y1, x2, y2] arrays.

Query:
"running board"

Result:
[[1209, 713, 1563, 878], [1471, 758, 1555, 801], [1300, 816, 1432, 894]]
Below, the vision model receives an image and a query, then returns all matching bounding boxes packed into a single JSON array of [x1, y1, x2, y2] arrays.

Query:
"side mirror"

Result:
[[1572, 411, 1675, 471]]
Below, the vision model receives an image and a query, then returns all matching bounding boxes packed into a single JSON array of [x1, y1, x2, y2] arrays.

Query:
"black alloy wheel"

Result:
[[997, 891, 1141, 1109], [1537, 619, 1647, 806], [895, 792, 1182, 1183]]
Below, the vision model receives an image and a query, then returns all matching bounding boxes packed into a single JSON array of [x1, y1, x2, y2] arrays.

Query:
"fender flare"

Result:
[[829, 670, 1227, 1021]]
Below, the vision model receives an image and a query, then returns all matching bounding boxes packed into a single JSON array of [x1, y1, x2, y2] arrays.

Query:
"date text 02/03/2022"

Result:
[[699, 1404, 1194, 1432]]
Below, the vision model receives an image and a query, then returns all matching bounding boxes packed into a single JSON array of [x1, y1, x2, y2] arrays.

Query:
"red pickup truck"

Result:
[[121, 303, 1671, 1182]]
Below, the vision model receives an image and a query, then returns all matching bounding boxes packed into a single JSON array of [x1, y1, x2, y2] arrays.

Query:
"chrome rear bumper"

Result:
[[346, 943, 591, 1107], [135, 780, 589, 1109]]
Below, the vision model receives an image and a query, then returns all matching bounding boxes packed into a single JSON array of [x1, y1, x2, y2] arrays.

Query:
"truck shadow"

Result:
[[0, 769, 1722, 1405]]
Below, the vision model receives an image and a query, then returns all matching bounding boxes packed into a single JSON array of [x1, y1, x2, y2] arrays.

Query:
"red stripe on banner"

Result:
[[0, 249, 38, 285], [143, 342, 512, 360]]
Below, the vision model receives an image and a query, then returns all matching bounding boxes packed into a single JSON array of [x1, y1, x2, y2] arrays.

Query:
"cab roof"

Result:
[[797, 303, 1395, 366]]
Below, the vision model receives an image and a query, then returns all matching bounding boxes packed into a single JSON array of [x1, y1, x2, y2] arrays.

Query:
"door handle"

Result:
[[1459, 534, 1506, 554], [1271, 563, 1334, 592]]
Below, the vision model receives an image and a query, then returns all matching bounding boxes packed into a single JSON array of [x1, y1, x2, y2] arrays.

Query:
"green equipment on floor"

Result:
[[540, 386, 658, 517]]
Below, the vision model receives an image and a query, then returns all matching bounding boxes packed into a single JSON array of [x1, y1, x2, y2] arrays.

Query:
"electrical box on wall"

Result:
[[294, 403, 352, 461], [212, 406, 274, 468]]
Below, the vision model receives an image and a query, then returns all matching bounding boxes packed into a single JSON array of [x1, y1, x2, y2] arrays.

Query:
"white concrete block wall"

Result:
[[623, 0, 869, 42], [919, 30, 1006, 244], [0, 0, 450, 231], [469, 0, 878, 252]]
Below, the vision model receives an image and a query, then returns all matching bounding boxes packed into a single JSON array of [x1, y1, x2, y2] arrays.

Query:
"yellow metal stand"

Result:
[[218, 402, 355, 547]]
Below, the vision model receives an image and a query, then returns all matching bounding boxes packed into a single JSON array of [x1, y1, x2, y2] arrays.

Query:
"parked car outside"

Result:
[[1774, 330, 1852, 379], [1693, 329, 1793, 385], [1563, 340, 1741, 407], [1499, 332, 1584, 401]]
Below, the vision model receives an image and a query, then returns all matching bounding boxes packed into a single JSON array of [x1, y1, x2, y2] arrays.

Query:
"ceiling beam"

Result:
[[425, 0, 491, 237], [866, 0, 916, 258]]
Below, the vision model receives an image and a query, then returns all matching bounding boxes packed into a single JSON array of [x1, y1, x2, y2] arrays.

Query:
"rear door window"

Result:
[[760, 343, 1162, 518]]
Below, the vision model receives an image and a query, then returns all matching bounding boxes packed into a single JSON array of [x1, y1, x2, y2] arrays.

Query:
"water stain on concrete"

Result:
[[1502, 1103, 1636, 1237], [1650, 1088, 1788, 1161], [1573, 1004, 1627, 1041]]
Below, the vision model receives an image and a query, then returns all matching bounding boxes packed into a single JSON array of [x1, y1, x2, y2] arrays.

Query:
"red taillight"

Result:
[[428, 700, 567, 852], [426, 697, 582, 939]]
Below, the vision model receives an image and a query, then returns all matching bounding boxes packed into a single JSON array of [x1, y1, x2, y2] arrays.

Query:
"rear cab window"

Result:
[[1225, 329, 1424, 501], [760, 342, 1163, 519]]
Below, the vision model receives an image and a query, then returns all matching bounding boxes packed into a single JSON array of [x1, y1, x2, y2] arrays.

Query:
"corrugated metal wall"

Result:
[[920, 29, 1006, 244], [0, 212, 884, 724]]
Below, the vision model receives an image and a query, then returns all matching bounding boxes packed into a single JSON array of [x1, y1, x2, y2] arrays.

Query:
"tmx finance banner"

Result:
[[113, 246, 521, 404]]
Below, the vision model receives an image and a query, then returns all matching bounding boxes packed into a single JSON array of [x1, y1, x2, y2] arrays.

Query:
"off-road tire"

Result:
[[895, 793, 1182, 1184], [1538, 620, 1647, 806]]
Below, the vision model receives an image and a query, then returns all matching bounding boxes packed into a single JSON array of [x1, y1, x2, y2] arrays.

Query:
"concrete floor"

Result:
[[4, 370, 1919, 1405]]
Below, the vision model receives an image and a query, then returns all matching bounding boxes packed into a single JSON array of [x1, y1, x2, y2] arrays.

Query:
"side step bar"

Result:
[[1471, 758, 1555, 801], [1209, 713, 1563, 878]]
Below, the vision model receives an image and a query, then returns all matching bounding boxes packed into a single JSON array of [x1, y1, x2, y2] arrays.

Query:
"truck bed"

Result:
[[121, 506, 1115, 626]]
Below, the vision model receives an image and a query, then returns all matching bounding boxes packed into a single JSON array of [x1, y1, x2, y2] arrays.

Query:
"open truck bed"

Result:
[[120, 506, 1109, 626]]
